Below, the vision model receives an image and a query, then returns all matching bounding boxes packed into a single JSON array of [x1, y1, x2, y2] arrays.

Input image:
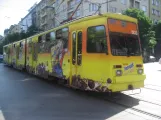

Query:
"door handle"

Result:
[[68, 59, 70, 63]]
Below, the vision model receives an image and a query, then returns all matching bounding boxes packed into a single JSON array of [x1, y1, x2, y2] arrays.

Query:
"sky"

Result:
[[0, 0, 41, 36]]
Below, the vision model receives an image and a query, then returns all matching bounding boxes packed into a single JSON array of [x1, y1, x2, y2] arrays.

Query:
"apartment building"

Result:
[[43, 0, 150, 30], [19, 3, 37, 33], [36, 0, 47, 31], [108, 0, 149, 16], [33, 0, 161, 31], [149, 0, 161, 23], [9, 24, 21, 34], [36, 0, 56, 31], [5, 0, 161, 35]]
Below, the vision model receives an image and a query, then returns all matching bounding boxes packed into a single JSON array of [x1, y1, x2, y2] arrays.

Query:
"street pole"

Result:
[[107, 1, 109, 12]]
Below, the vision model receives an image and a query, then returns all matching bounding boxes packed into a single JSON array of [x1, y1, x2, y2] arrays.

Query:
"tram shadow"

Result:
[[72, 90, 140, 107]]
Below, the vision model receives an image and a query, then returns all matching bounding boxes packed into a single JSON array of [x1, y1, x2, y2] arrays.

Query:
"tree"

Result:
[[123, 8, 156, 50], [153, 21, 161, 41], [0, 25, 40, 54], [153, 21, 161, 60], [143, 30, 157, 49], [26, 25, 39, 37]]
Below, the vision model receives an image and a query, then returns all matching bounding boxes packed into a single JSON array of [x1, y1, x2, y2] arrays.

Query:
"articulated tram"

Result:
[[3, 13, 146, 92]]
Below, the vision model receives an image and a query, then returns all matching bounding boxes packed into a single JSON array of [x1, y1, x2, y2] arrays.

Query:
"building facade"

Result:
[[149, 0, 161, 23], [39, 0, 150, 30], [19, 3, 37, 33], [7, 0, 160, 34], [9, 24, 21, 34], [36, 0, 48, 31], [107, 0, 149, 16]]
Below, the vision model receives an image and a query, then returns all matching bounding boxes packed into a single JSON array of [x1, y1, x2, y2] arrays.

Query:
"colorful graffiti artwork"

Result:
[[19, 43, 23, 60], [51, 39, 68, 77]]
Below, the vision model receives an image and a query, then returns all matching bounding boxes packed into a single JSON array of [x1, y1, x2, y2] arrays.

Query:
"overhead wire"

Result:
[[0, 5, 28, 11]]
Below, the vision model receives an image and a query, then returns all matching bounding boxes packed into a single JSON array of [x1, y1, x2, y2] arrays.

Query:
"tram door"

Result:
[[71, 31, 83, 85]]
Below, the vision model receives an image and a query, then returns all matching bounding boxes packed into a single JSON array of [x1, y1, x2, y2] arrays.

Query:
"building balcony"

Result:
[[41, 3, 47, 10], [48, 0, 55, 6], [40, 19, 47, 26], [41, 11, 47, 17]]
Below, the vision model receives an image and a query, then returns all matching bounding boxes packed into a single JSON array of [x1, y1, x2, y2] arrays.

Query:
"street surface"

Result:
[[0, 63, 161, 120]]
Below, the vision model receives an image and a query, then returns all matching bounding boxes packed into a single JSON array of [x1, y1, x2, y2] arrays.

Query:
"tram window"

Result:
[[46, 33, 50, 41], [72, 33, 76, 65], [39, 35, 46, 43], [38, 36, 42, 43], [56, 27, 69, 48], [77, 32, 82, 65], [87, 25, 107, 53], [50, 31, 56, 41], [20, 42, 22, 47], [28, 41, 32, 54]]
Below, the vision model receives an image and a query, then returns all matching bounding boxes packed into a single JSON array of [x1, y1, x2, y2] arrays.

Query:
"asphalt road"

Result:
[[0, 63, 157, 120]]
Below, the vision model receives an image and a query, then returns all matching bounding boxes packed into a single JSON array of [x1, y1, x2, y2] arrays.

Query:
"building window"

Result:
[[156, 10, 160, 16], [152, 0, 155, 5], [89, 3, 98, 12], [135, 1, 140, 9], [121, 0, 127, 5], [142, 6, 147, 12], [156, 0, 159, 6], [75, 9, 81, 17], [129, 0, 134, 8], [110, 7, 117, 13], [68, 0, 75, 9], [152, 9, 155, 14], [76, 0, 81, 3]]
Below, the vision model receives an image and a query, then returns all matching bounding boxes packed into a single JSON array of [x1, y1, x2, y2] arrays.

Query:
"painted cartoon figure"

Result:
[[51, 39, 68, 77]]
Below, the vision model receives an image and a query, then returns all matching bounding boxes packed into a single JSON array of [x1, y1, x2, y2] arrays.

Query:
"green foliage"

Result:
[[143, 30, 157, 48], [123, 8, 156, 49], [0, 25, 39, 54], [26, 25, 39, 37], [153, 21, 161, 41]]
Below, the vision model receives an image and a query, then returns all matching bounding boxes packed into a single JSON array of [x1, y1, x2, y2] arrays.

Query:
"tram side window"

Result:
[[28, 41, 32, 54], [87, 25, 107, 53], [72, 33, 76, 65], [20, 42, 22, 48], [46, 33, 50, 41], [45, 31, 56, 41], [38, 36, 42, 43], [56, 27, 69, 48], [38, 35, 46, 43], [50, 31, 56, 41]]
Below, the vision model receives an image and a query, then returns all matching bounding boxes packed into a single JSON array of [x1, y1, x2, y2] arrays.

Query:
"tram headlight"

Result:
[[138, 69, 143, 74], [116, 70, 122, 76]]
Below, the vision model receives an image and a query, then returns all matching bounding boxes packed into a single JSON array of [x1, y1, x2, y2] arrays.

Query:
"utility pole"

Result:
[[69, 0, 83, 20]]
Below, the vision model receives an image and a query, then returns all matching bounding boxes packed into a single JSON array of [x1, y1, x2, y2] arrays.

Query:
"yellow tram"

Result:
[[3, 13, 146, 92]]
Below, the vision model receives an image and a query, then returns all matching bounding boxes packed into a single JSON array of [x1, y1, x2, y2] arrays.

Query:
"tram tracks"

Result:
[[102, 94, 161, 120]]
